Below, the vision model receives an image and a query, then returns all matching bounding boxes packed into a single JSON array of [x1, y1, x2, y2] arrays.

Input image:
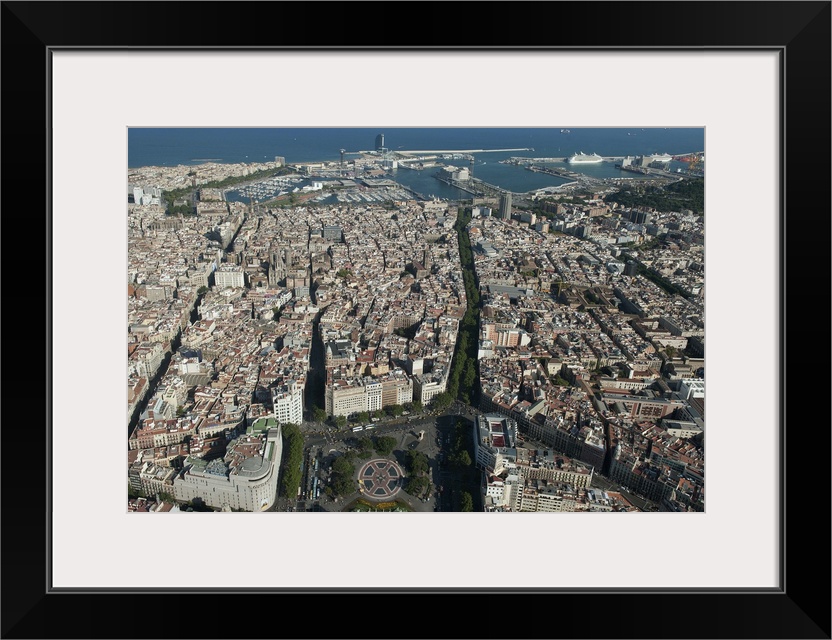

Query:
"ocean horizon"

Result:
[[129, 127, 704, 198]]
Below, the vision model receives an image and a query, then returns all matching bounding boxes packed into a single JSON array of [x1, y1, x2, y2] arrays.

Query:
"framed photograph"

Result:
[[4, 1, 829, 638]]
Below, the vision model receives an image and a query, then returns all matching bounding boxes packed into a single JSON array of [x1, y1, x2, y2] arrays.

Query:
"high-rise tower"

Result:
[[499, 191, 512, 220]]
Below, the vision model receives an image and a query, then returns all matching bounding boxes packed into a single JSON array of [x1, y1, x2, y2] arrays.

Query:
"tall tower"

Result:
[[499, 191, 512, 220], [340, 148, 346, 174], [375, 133, 385, 151]]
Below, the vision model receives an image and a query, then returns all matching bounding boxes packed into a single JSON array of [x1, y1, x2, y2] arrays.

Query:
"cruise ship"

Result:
[[650, 153, 674, 163], [567, 152, 603, 164]]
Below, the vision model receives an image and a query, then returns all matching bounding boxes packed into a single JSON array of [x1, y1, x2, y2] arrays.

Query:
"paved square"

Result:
[[357, 459, 404, 500]]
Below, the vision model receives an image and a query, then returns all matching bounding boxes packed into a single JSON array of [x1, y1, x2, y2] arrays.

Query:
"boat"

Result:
[[650, 153, 674, 163], [567, 152, 603, 164]]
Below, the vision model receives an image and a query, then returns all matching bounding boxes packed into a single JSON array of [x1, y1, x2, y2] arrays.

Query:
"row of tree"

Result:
[[312, 401, 423, 427], [280, 424, 304, 499], [448, 419, 476, 511], [328, 455, 356, 498], [459, 491, 474, 511], [446, 419, 473, 469], [446, 206, 481, 405], [404, 449, 431, 499]]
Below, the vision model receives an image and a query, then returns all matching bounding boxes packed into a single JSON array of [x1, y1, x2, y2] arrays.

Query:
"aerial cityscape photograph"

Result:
[[127, 127, 706, 514]]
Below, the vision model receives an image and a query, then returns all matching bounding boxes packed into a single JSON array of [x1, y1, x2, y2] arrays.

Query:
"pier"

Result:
[[526, 165, 583, 180], [399, 185, 430, 200], [433, 173, 481, 195], [504, 151, 703, 165], [432, 173, 515, 198], [505, 155, 626, 164], [396, 147, 533, 155]]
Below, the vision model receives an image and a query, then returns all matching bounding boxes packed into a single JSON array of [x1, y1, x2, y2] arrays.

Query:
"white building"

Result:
[[129, 342, 164, 379], [173, 428, 282, 511], [483, 472, 521, 512], [679, 378, 705, 400], [365, 380, 382, 413], [324, 376, 374, 418], [412, 374, 446, 406], [473, 414, 518, 476], [272, 380, 304, 426], [213, 264, 245, 289], [440, 165, 469, 182], [663, 419, 703, 439]]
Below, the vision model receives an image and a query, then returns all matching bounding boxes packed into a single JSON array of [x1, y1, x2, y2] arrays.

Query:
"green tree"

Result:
[[356, 437, 373, 457], [335, 415, 347, 428], [406, 476, 431, 498], [412, 400, 423, 414], [313, 407, 328, 423], [453, 450, 472, 468], [330, 454, 357, 498], [405, 450, 429, 476], [332, 456, 354, 476], [197, 286, 208, 296], [373, 436, 397, 456], [462, 359, 476, 391], [460, 491, 474, 512], [281, 423, 304, 499], [331, 474, 355, 497], [430, 392, 453, 413]]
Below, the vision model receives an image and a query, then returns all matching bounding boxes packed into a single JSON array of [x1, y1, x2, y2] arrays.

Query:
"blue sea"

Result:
[[128, 127, 704, 197]]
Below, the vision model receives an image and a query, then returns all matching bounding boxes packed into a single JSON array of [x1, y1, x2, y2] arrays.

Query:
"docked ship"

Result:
[[567, 151, 603, 164], [650, 153, 674, 163]]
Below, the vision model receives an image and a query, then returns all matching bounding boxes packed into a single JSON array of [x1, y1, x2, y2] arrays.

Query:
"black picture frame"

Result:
[[3, 2, 829, 638]]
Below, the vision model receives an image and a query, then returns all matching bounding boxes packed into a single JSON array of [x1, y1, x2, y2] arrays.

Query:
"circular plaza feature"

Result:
[[357, 458, 404, 500]]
